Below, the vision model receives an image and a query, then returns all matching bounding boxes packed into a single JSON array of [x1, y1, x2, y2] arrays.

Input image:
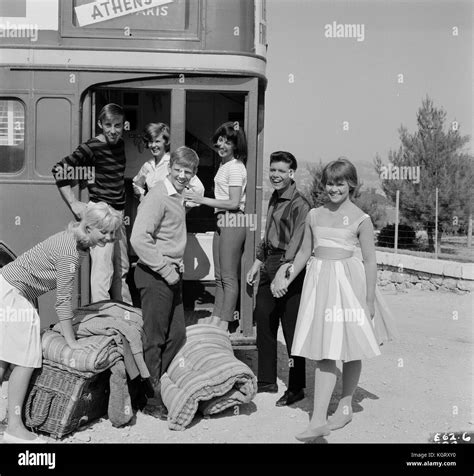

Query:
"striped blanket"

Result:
[[52, 301, 149, 379], [160, 324, 257, 431], [41, 330, 122, 373]]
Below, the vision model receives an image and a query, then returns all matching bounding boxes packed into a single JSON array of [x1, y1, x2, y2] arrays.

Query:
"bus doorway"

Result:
[[83, 77, 261, 345]]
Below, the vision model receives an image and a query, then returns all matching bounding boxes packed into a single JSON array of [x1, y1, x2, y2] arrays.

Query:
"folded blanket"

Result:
[[52, 301, 150, 379], [41, 330, 122, 373], [160, 324, 257, 431]]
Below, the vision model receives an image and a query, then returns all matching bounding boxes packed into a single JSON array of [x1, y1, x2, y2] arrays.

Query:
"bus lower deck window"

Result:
[[0, 99, 25, 174]]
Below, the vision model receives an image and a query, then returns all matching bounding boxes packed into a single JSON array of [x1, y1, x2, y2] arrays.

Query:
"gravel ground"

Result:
[[1, 289, 472, 445]]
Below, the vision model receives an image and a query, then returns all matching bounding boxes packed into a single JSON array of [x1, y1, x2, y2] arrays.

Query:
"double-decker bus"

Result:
[[0, 0, 267, 346]]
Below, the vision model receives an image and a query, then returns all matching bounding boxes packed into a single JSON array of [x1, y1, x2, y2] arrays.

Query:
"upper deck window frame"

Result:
[[60, 0, 202, 42]]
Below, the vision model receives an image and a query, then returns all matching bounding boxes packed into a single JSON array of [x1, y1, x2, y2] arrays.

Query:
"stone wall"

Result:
[[375, 250, 474, 293]]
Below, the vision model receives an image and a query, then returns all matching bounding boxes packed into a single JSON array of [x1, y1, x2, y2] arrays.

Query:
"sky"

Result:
[[263, 0, 473, 186]]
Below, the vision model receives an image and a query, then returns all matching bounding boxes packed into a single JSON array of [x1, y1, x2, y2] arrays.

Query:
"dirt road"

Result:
[[1, 289, 472, 444]]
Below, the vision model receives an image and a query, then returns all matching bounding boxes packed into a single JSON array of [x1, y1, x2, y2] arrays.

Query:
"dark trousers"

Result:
[[134, 263, 186, 390], [255, 253, 306, 392]]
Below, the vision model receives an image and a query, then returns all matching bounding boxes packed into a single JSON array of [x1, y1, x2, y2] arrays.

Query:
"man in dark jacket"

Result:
[[246, 151, 310, 406]]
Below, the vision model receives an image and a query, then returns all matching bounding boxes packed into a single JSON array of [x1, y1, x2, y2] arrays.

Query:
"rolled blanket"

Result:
[[41, 330, 122, 373], [160, 324, 257, 431]]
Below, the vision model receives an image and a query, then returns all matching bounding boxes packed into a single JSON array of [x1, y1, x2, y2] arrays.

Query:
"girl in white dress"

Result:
[[272, 157, 398, 442]]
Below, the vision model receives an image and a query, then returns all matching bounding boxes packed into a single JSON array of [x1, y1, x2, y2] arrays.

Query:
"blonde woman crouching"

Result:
[[0, 202, 122, 443]]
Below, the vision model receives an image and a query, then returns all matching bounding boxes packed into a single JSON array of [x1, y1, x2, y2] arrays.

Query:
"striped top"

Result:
[[0, 231, 88, 321], [52, 138, 126, 210], [256, 181, 310, 263], [214, 159, 247, 212]]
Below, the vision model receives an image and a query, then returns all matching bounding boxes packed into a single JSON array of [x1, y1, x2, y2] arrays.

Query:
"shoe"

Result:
[[143, 402, 168, 421], [275, 389, 305, 407], [228, 319, 240, 334], [142, 378, 155, 399], [327, 414, 352, 430], [158, 405, 168, 421], [257, 382, 278, 393], [295, 425, 331, 442], [3, 431, 47, 443]]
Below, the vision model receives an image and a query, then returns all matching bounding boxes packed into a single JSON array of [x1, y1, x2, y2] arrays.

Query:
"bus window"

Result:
[[185, 91, 246, 233], [0, 99, 25, 174], [35, 98, 72, 177]]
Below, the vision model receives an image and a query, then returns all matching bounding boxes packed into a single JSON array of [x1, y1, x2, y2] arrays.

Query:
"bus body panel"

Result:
[[0, 0, 266, 57], [0, 0, 267, 340]]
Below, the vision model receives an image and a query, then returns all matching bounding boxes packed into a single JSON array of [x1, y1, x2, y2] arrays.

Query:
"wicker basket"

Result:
[[23, 359, 110, 439]]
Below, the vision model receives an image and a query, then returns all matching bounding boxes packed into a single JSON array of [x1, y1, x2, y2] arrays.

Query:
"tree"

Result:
[[374, 96, 473, 251], [354, 188, 388, 230], [302, 161, 327, 208]]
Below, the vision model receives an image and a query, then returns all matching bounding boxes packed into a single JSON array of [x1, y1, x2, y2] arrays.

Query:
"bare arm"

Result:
[[132, 163, 149, 200], [59, 319, 77, 344], [184, 186, 242, 210], [246, 258, 263, 285], [358, 217, 377, 315], [184, 175, 205, 209]]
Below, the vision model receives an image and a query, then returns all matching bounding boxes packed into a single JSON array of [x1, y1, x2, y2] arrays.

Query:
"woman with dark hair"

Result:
[[184, 122, 248, 330]]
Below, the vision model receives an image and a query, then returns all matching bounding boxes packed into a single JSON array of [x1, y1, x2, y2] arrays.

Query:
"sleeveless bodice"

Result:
[[309, 208, 370, 252]]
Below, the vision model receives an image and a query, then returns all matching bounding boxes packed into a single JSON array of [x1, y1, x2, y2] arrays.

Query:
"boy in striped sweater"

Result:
[[52, 104, 132, 304], [131, 146, 199, 419]]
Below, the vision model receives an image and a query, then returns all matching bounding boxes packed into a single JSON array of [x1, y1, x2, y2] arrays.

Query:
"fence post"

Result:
[[435, 187, 439, 259], [468, 213, 472, 249], [394, 190, 399, 254]]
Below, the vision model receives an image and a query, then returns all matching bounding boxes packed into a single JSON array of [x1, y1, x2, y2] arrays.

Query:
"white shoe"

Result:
[[3, 431, 47, 444]]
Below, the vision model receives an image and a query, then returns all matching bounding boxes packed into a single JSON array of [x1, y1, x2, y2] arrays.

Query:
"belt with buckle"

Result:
[[266, 247, 285, 256]]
